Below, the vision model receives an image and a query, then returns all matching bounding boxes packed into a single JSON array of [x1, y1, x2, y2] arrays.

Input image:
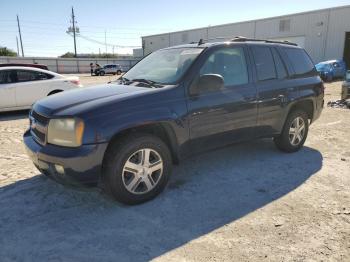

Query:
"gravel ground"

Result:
[[0, 77, 349, 262]]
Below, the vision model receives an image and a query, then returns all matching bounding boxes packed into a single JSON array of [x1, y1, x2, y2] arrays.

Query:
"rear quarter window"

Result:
[[283, 48, 315, 77]]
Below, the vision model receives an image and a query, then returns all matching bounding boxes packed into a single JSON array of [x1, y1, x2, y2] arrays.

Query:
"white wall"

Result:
[[0, 57, 140, 73], [142, 5, 350, 64]]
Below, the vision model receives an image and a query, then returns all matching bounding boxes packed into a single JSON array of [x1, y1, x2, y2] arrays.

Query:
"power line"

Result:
[[76, 34, 141, 48]]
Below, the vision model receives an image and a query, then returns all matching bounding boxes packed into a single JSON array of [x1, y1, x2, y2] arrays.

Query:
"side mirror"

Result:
[[190, 74, 224, 96]]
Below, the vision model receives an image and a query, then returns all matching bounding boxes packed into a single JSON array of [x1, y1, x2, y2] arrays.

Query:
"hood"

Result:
[[33, 84, 151, 116]]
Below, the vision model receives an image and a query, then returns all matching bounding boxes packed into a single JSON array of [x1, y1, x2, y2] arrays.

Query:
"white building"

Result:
[[142, 5, 350, 65]]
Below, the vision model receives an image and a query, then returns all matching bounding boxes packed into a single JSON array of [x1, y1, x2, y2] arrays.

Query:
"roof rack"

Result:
[[197, 37, 229, 45], [231, 36, 298, 46]]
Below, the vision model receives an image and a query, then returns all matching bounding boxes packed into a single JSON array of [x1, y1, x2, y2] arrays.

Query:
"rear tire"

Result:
[[100, 71, 105, 76], [102, 133, 172, 205], [274, 110, 309, 153], [117, 70, 122, 75]]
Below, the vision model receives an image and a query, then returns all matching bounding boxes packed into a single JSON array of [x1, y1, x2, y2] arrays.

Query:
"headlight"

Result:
[[47, 118, 84, 147]]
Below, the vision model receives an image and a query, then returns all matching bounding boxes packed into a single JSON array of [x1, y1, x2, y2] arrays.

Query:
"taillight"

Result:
[[70, 79, 80, 86]]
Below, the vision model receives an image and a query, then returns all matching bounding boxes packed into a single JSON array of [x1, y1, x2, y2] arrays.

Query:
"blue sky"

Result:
[[0, 0, 349, 57]]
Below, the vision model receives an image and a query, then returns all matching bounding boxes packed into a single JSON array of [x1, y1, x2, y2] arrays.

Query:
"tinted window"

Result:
[[16, 70, 51, 82], [200, 47, 248, 86], [284, 48, 315, 76], [252, 46, 276, 81], [17, 70, 37, 82], [0, 71, 7, 84], [0, 70, 17, 83], [271, 48, 287, 79]]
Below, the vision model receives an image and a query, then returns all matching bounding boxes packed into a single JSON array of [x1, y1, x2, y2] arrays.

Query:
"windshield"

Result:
[[316, 63, 331, 71], [123, 47, 204, 85]]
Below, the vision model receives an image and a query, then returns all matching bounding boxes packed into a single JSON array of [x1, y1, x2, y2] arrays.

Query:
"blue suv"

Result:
[[315, 59, 347, 82], [24, 37, 324, 204]]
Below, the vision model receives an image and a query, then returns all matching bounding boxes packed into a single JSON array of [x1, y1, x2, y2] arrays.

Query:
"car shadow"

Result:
[[0, 110, 29, 121], [0, 139, 322, 261]]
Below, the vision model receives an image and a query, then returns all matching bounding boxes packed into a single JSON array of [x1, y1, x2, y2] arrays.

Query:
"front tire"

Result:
[[100, 71, 105, 76], [117, 70, 122, 75], [103, 134, 172, 205], [274, 110, 309, 153]]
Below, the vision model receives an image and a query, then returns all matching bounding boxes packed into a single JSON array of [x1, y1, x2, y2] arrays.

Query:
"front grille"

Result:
[[30, 110, 49, 145], [32, 110, 49, 125]]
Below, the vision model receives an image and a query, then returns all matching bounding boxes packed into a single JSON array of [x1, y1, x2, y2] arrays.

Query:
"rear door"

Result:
[[14, 70, 53, 107], [0, 70, 17, 110], [251, 45, 294, 136]]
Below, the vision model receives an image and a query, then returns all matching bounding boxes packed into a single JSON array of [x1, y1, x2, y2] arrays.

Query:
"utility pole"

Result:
[[71, 7, 77, 57], [66, 7, 79, 57], [16, 36, 20, 57], [16, 15, 24, 57]]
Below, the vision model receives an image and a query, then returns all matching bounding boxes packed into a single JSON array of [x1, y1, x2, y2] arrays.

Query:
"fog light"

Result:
[[54, 164, 65, 175]]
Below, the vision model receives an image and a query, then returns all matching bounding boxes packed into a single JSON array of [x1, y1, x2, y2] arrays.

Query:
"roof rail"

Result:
[[231, 36, 298, 46], [197, 37, 229, 45]]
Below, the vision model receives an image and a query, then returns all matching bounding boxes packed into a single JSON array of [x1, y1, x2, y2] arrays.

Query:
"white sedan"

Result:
[[0, 66, 82, 112]]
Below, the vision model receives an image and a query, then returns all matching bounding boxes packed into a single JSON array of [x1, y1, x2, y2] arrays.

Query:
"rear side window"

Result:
[[284, 48, 315, 76], [17, 70, 37, 82], [252, 46, 276, 81], [16, 70, 52, 82], [271, 48, 288, 79]]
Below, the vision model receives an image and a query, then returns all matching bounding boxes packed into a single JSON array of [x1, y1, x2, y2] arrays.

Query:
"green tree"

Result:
[[60, 52, 75, 58], [0, 47, 17, 57]]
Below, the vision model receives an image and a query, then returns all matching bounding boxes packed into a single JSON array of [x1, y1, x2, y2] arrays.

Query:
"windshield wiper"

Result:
[[130, 78, 162, 88]]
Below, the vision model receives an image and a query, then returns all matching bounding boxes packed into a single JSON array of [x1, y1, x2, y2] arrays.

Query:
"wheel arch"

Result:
[[288, 99, 314, 122], [102, 122, 180, 167], [47, 89, 63, 96]]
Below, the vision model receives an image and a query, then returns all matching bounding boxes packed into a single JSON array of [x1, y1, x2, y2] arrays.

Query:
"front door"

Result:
[[186, 46, 258, 152], [0, 70, 17, 110]]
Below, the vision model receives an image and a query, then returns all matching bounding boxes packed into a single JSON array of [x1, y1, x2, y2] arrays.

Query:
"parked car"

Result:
[[341, 70, 350, 100], [0, 63, 49, 70], [24, 38, 324, 204], [0, 66, 82, 112], [315, 59, 347, 82], [95, 64, 123, 76]]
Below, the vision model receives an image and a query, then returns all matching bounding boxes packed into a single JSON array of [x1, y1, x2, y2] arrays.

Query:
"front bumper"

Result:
[[23, 129, 108, 186]]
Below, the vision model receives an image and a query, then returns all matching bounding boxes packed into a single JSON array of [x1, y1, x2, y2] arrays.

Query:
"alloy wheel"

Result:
[[122, 148, 163, 194], [289, 117, 306, 146]]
